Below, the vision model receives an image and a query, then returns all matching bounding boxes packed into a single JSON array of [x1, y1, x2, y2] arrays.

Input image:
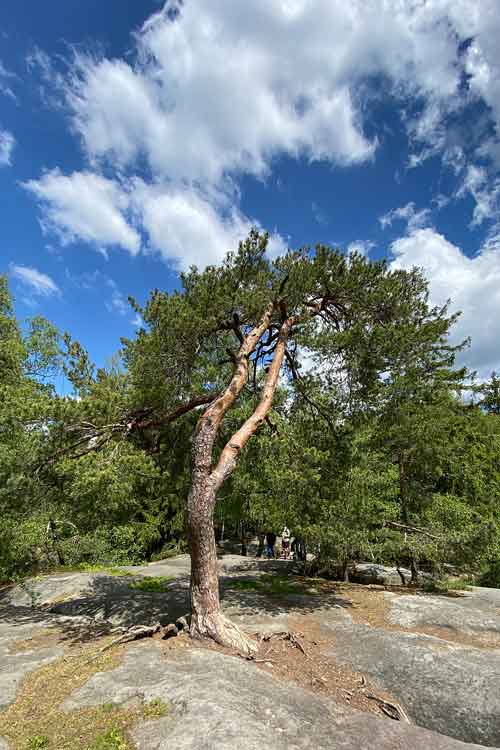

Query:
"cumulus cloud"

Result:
[[64, 0, 497, 189], [22, 170, 141, 255], [133, 181, 286, 270], [0, 129, 14, 166], [10, 264, 61, 297], [390, 227, 500, 377], [25, 1, 500, 266], [444, 0, 500, 139]]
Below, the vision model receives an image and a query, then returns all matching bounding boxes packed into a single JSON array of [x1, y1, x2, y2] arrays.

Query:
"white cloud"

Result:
[[347, 240, 375, 258], [10, 264, 61, 297], [105, 278, 129, 316], [444, 0, 500, 139], [0, 129, 14, 166], [131, 312, 143, 328], [457, 165, 500, 227], [379, 202, 432, 232], [390, 227, 500, 377], [64, 0, 487, 187], [133, 181, 286, 270], [0, 59, 17, 101], [22, 170, 141, 255], [25, 1, 500, 267], [311, 202, 328, 226]]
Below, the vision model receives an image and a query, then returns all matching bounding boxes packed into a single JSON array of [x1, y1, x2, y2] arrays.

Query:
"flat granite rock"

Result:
[[48, 585, 190, 628], [62, 642, 491, 750], [324, 619, 500, 747], [0, 614, 64, 710], [386, 593, 500, 637]]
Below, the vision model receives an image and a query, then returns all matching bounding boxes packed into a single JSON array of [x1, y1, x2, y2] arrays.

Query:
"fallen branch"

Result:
[[79, 623, 162, 669], [384, 521, 440, 541]]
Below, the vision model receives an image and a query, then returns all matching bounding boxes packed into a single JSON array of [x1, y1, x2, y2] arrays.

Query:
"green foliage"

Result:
[[2, 236, 500, 590], [229, 574, 319, 596], [128, 576, 173, 592], [422, 576, 473, 594], [479, 558, 500, 588], [86, 727, 129, 750], [25, 736, 50, 750]]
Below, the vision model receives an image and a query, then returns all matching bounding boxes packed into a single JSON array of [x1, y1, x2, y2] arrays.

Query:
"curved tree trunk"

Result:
[[186, 461, 257, 653], [185, 306, 293, 654]]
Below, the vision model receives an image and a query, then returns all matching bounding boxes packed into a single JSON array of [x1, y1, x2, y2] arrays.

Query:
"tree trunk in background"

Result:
[[398, 452, 419, 583], [240, 521, 247, 556], [343, 559, 350, 582], [256, 532, 265, 558], [410, 557, 419, 584]]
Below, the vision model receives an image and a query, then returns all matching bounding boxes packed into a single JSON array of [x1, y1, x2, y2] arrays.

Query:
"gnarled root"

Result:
[[190, 610, 258, 655]]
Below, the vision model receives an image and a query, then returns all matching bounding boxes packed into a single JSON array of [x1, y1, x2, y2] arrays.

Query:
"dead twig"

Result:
[[364, 691, 410, 723], [259, 630, 307, 655]]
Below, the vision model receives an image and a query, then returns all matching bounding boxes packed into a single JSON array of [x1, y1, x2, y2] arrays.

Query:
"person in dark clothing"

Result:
[[265, 531, 277, 558]]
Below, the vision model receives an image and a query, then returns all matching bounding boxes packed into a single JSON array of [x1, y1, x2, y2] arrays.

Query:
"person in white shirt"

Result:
[[281, 526, 291, 559]]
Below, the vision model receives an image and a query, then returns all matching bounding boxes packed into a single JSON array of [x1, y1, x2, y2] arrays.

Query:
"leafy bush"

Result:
[[0, 516, 54, 582], [478, 558, 500, 588], [422, 575, 473, 594], [58, 525, 147, 568]]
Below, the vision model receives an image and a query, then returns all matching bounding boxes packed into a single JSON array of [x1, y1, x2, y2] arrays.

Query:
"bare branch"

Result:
[[384, 521, 440, 541]]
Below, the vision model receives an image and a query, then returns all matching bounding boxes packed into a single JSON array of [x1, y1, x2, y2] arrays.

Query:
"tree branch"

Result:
[[211, 317, 294, 490], [284, 348, 336, 430], [384, 521, 440, 541]]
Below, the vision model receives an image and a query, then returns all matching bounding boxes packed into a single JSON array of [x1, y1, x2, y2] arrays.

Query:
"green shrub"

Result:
[[58, 526, 147, 568], [478, 558, 500, 588], [422, 575, 473, 594], [86, 726, 129, 750]]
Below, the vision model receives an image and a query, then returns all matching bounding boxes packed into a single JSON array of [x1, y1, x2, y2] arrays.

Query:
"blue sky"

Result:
[[1, 0, 500, 389]]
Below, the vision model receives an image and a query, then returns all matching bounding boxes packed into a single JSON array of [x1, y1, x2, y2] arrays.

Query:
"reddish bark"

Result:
[[186, 308, 294, 652]]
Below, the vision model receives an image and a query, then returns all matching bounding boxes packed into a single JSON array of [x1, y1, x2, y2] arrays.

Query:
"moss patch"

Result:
[[0, 638, 169, 750]]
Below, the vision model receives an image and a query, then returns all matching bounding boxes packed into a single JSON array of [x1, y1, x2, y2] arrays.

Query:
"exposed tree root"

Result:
[[190, 611, 258, 654]]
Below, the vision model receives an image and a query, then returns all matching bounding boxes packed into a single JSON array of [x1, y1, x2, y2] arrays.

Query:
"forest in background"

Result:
[[2, 234, 500, 591]]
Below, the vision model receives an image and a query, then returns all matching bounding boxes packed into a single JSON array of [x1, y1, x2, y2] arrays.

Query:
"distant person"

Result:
[[281, 526, 291, 559], [265, 531, 277, 559]]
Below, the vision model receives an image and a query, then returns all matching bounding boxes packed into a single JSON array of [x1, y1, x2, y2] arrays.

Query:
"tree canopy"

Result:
[[1, 232, 499, 610]]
